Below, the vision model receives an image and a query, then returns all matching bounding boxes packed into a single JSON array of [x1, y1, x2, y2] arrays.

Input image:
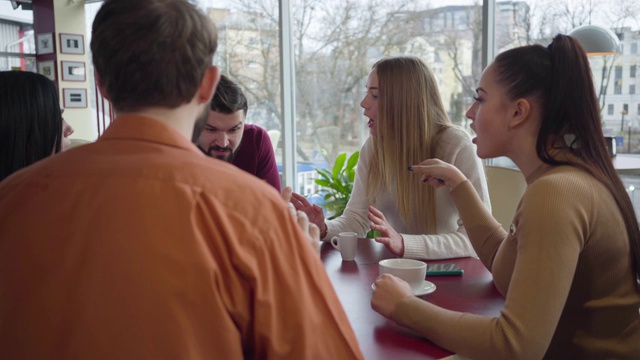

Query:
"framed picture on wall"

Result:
[[63, 88, 88, 109], [37, 60, 56, 81], [61, 61, 86, 82], [36, 33, 54, 55], [60, 33, 85, 55]]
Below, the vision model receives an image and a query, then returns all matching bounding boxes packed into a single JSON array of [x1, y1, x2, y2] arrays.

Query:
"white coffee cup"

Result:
[[330, 232, 358, 261], [379, 259, 427, 292]]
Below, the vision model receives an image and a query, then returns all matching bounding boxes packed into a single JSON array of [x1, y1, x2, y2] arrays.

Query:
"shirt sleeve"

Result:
[[255, 128, 281, 191], [197, 190, 363, 359]]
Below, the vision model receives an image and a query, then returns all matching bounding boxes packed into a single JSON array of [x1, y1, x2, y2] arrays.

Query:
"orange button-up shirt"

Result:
[[0, 115, 362, 359]]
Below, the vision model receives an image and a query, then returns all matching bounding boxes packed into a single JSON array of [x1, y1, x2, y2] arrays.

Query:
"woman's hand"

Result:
[[368, 206, 404, 256], [408, 159, 467, 190], [282, 187, 320, 254], [289, 191, 328, 239], [371, 274, 414, 319]]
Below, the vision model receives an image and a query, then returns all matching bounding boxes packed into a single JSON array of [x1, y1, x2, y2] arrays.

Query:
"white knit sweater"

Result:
[[324, 126, 490, 259]]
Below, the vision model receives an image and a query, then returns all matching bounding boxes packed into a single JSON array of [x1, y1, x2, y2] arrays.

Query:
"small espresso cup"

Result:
[[330, 232, 358, 261], [379, 259, 427, 292]]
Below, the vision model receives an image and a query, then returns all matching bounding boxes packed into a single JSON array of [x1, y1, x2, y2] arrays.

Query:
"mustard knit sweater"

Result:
[[394, 164, 640, 359]]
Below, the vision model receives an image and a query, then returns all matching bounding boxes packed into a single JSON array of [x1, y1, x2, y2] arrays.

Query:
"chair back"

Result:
[[267, 130, 280, 153], [484, 165, 527, 231]]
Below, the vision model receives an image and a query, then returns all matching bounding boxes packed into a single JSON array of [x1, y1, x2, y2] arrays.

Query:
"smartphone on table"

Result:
[[426, 263, 464, 276]]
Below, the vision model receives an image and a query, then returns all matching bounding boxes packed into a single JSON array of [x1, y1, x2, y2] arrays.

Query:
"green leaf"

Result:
[[312, 151, 360, 221], [346, 151, 359, 170], [314, 179, 331, 187], [366, 230, 381, 239], [332, 153, 346, 179]]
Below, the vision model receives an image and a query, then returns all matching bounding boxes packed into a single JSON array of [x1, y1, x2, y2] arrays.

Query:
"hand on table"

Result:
[[368, 206, 404, 257], [289, 191, 328, 239], [282, 186, 320, 254], [371, 274, 414, 319], [408, 159, 467, 190]]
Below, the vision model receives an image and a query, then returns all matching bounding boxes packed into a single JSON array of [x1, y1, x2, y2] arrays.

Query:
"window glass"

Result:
[[291, 0, 482, 196], [0, 3, 35, 72], [493, 0, 640, 168]]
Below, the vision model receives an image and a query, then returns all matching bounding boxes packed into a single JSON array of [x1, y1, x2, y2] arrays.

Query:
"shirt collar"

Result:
[[99, 114, 204, 156]]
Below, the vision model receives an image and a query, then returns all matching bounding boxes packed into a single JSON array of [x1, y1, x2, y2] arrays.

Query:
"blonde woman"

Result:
[[291, 56, 490, 259]]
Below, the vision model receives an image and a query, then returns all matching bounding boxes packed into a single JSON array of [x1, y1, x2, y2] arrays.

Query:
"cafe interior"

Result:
[[2, 0, 640, 358]]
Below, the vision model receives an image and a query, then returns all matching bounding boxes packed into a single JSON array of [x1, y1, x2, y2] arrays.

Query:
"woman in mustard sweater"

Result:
[[372, 34, 640, 359]]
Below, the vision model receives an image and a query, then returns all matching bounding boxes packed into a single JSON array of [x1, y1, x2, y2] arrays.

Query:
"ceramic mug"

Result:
[[378, 259, 427, 292], [330, 232, 358, 261]]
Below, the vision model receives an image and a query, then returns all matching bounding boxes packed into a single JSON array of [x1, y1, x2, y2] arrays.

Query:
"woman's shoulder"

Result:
[[526, 165, 600, 204], [434, 125, 475, 157], [438, 125, 472, 142]]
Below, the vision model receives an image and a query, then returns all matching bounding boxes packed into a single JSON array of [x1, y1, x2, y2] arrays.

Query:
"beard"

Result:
[[203, 144, 238, 163], [191, 105, 210, 144]]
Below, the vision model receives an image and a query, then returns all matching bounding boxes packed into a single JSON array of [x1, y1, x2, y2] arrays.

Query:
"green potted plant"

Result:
[[314, 151, 359, 219], [313, 151, 381, 239]]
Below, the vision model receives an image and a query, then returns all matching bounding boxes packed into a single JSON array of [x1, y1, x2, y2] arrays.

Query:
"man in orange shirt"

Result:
[[0, 0, 362, 358]]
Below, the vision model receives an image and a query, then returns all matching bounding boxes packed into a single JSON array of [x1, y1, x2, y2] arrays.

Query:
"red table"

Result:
[[321, 238, 504, 360]]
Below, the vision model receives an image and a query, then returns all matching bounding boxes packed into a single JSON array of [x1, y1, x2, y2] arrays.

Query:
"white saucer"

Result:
[[371, 280, 436, 296]]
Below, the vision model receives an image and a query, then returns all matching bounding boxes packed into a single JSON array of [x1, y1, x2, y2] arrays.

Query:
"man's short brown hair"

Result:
[[91, 0, 217, 112], [210, 75, 248, 116]]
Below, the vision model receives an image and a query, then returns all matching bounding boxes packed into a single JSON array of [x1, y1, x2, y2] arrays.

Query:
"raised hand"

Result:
[[368, 206, 404, 256], [282, 186, 320, 254], [408, 159, 467, 190], [289, 191, 328, 239]]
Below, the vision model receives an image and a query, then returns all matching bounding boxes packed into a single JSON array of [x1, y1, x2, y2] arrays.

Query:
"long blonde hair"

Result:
[[367, 56, 452, 233]]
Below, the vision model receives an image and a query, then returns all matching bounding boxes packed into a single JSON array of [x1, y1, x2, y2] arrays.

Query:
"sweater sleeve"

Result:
[[393, 172, 589, 360], [402, 128, 492, 260]]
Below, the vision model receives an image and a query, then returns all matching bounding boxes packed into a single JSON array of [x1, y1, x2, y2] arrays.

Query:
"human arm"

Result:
[[202, 188, 363, 359], [371, 174, 587, 359]]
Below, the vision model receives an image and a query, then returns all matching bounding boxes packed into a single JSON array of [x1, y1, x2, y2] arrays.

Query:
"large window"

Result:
[[288, 0, 485, 195], [0, 3, 34, 72], [70, 0, 640, 191]]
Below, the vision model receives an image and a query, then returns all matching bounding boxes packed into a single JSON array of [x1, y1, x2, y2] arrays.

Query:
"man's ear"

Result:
[[94, 70, 110, 101], [508, 98, 531, 129], [197, 66, 220, 105]]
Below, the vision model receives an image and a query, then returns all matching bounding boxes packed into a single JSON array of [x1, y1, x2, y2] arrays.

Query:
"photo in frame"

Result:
[[59, 33, 85, 55], [63, 88, 88, 109], [36, 33, 54, 55], [61, 61, 86, 82], [37, 60, 56, 81]]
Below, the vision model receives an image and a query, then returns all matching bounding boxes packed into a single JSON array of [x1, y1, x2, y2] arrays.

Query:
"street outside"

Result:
[[620, 174, 640, 220]]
